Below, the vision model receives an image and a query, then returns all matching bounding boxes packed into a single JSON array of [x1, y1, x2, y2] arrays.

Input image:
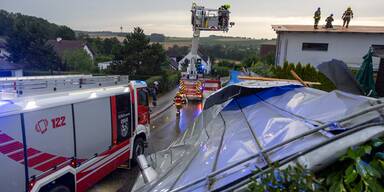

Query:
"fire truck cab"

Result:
[[0, 75, 150, 192]]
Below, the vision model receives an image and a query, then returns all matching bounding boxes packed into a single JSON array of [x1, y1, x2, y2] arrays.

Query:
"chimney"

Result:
[[56, 37, 62, 42]]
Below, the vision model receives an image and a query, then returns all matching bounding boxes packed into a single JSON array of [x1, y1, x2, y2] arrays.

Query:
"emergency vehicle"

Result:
[[178, 3, 230, 101], [0, 75, 150, 192], [179, 78, 221, 101]]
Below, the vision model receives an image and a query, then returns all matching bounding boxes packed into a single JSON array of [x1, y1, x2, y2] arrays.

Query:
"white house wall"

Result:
[[276, 32, 384, 68], [83, 45, 94, 60]]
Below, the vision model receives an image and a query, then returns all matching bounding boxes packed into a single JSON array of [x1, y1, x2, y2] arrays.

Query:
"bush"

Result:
[[95, 55, 113, 64], [63, 49, 95, 73], [212, 65, 231, 77], [272, 62, 336, 92], [23, 70, 81, 76], [145, 71, 180, 93], [146, 75, 162, 87], [248, 164, 324, 192], [320, 138, 384, 192], [217, 60, 236, 68], [161, 72, 180, 92], [249, 61, 274, 77], [248, 137, 384, 192]]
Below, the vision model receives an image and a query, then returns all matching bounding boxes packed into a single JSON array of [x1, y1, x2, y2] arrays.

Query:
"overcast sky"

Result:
[[1, 0, 383, 38]]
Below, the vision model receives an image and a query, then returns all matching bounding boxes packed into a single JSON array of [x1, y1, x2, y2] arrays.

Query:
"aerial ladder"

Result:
[[180, 3, 234, 100]]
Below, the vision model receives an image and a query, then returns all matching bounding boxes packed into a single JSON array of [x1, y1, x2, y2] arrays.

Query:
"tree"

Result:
[[110, 27, 167, 76], [86, 37, 121, 56], [150, 33, 165, 42], [6, 14, 61, 72], [166, 45, 189, 59], [140, 43, 167, 74], [0, 10, 13, 36], [56, 26, 76, 40], [102, 37, 120, 55], [242, 54, 260, 67], [63, 49, 95, 72]]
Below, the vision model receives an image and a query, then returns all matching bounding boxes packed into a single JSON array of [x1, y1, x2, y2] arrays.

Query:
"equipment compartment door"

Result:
[[0, 115, 26, 192], [137, 88, 150, 125], [24, 105, 74, 178], [74, 98, 112, 160], [115, 94, 132, 143]]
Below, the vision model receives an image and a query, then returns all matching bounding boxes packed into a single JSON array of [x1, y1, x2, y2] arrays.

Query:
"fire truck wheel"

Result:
[[133, 137, 145, 164], [48, 185, 71, 192]]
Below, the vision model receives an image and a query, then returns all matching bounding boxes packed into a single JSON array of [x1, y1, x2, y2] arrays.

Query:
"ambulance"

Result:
[[0, 75, 150, 192]]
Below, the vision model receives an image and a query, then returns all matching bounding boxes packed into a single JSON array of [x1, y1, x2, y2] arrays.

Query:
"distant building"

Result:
[[0, 59, 23, 77], [272, 25, 384, 69], [47, 38, 95, 61], [97, 61, 113, 70], [178, 49, 211, 74]]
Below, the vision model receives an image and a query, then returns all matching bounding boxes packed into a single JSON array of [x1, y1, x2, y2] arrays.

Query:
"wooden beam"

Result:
[[238, 76, 321, 85], [290, 70, 309, 87]]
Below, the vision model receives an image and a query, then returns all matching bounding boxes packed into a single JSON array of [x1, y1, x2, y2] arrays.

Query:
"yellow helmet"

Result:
[[348, 6, 352, 10], [223, 4, 231, 9]]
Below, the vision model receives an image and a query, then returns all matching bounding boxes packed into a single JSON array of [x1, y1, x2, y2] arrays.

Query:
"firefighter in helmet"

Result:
[[342, 6, 354, 28], [219, 4, 231, 29], [174, 92, 183, 117], [222, 4, 231, 10], [325, 14, 334, 29], [313, 7, 321, 29]]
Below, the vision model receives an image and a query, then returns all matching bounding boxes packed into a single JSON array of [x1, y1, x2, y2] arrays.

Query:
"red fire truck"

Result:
[[179, 77, 221, 101], [0, 75, 150, 192]]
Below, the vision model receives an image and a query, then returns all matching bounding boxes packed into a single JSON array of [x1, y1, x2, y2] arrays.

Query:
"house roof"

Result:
[[197, 48, 209, 63], [272, 25, 384, 34], [169, 57, 179, 70], [47, 40, 93, 57], [0, 59, 23, 70]]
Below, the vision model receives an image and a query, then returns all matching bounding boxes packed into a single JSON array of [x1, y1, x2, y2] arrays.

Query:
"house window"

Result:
[[302, 43, 328, 51], [372, 45, 384, 50]]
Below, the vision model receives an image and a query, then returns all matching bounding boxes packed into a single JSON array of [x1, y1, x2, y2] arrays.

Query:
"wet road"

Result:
[[88, 102, 202, 192]]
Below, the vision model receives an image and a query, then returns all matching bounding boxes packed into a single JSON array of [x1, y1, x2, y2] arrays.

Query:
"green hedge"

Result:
[[212, 65, 231, 77], [145, 71, 180, 93], [272, 62, 336, 92]]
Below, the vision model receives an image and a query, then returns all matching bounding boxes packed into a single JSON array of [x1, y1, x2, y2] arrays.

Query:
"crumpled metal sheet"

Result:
[[317, 59, 364, 95], [134, 82, 381, 192]]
